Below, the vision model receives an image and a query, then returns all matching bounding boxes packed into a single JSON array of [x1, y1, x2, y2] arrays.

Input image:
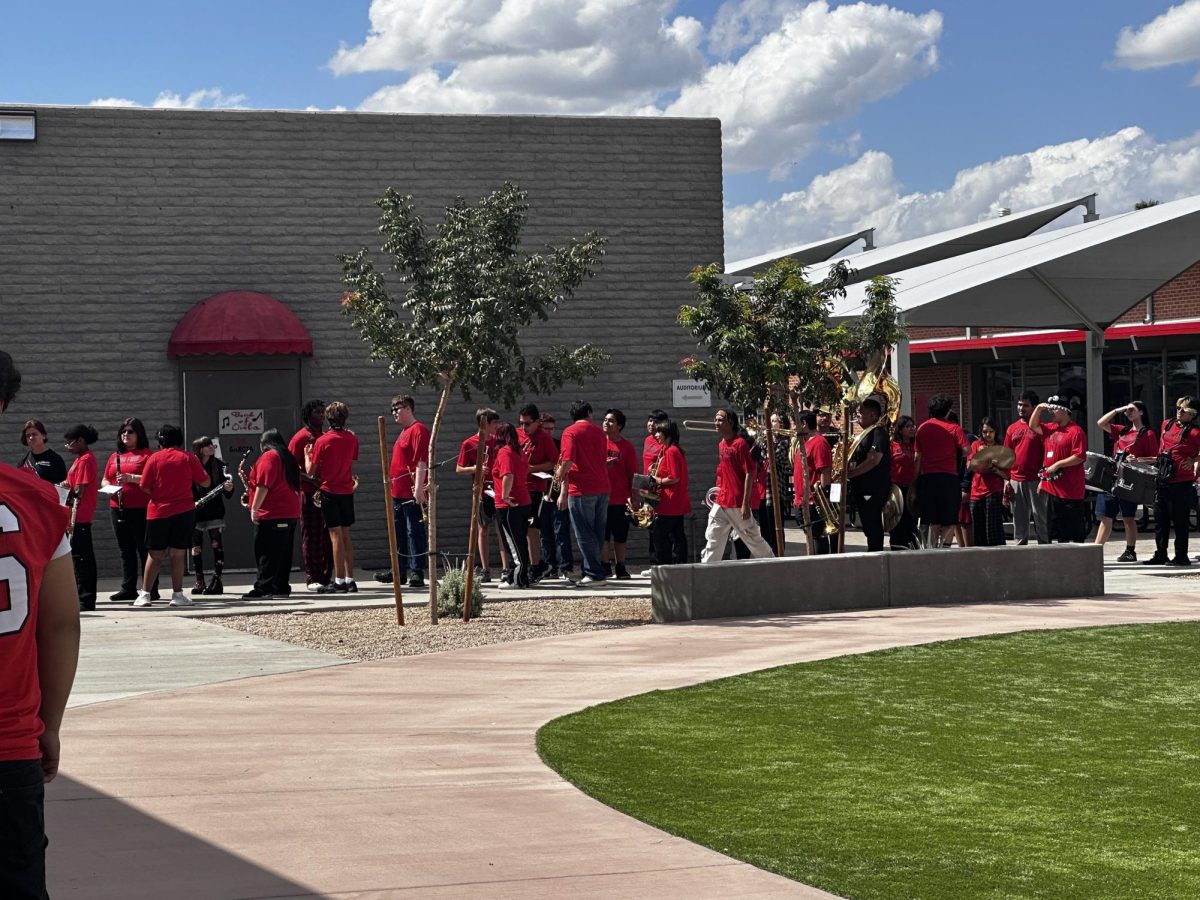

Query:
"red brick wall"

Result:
[[1145, 259, 1200, 321], [911, 364, 972, 426], [908, 325, 965, 340]]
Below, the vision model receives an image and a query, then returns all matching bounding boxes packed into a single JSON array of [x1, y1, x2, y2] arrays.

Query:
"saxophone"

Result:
[[237, 449, 252, 508]]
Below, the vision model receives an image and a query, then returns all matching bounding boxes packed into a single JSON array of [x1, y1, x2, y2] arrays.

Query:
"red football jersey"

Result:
[[0, 462, 72, 761]]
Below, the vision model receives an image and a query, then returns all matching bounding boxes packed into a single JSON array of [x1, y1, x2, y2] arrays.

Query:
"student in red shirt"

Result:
[[556, 401, 611, 584], [1005, 390, 1048, 544], [700, 408, 774, 562], [600, 408, 638, 578], [101, 418, 156, 602], [128, 424, 210, 607], [244, 429, 302, 599], [966, 418, 1009, 546], [793, 411, 833, 555], [492, 422, 533, 588], [390, 394, 431, 589], [1143, 397, 1200, 565], [62, 424, 99, 610], [641, 408, 669, 570], [648, 419, 690, 563], [1030, 395, 1089, 543], [889, 414, 919, 549], [914, 393, 969, 548], [0, 349, 80, 900], [310, 401, 359, 593], [456, 408, 507, 582], [1094, 400, 1158, 561], [519, 403, 558, 582], [288, 400, 332, 591]]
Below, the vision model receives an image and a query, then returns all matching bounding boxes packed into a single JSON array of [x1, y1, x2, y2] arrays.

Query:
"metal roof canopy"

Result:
[[831, 193, 1200, 448], [809, 193, 1097, 285], [726, 228, 876, 276]]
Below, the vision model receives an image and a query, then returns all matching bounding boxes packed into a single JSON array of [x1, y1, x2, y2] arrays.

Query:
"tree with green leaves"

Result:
[[340, 182, 607, 618]]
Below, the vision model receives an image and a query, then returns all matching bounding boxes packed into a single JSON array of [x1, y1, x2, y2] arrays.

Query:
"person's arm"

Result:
[[1028, 404, 1047, 435], [741, 469, 754, 519], [1097, 404, 1132, 430], [849, 451, 883, 479], [36, 553, 80, 783], [499, 472, 515, 506], [556, 460, 574, 510]]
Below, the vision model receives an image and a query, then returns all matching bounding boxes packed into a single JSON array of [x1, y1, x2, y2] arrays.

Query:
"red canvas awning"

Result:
[[168, 291, 313, 359]]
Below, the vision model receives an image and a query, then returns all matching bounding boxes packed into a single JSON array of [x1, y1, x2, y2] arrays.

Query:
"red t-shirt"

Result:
[[288, 427, 320, 495], [794, 434, 833, 504], [1039, 422, 1088, 500], [891, 440, 916, 488], [716, 436, 753, 508], [458, 434, 499, 486], [140, 448, 207, 519], [1004, 419, 1044, 482], [249, 450, 301, 520], [520, 427, 558, 495], [968, 440, 1006, 500], [66, 451, 99, 525], [654, 444, 691, 516], [1108, 423, 1158, 460], [642, 435, 662, 474], [606, 437, 638, 505], [560, 420, 609, 497], [103, 448, 152, 509], [1158, 421, 1200, 484], [390, 421, 430, 500], [312, 429, 359, 495], [0, 463, 72, 761], [916, 418, 968, 476], [492, 446, 531, 509]]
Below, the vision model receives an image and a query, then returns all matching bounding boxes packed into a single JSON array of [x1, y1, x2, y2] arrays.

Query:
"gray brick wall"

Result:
[[0, 106, 725, 575]]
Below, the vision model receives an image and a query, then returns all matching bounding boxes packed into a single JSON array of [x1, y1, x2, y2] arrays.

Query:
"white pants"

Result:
[[700, 505, 775, 563]]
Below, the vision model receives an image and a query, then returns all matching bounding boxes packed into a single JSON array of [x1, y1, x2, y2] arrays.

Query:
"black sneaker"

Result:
[[407, 574, 425, 589], [603, 562, 614, 578], [1116, 547, 1137, 562], [375, 570, 394, 584], [242, 588, 274, 599], [1169, 557, 1192, 567], [316, 583, 342, 594], [1143, 555, 1170, 565], [109, 589, 137, 602], [615, 564, 632, 580], [540, 568, 560, 580], [190, 580, 206, 596], [478, 568, 492, 583], [344, 580, 358, 593]]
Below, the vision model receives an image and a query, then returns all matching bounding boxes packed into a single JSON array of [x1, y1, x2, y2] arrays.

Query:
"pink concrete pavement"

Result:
[[51, 592, 1200, 898]]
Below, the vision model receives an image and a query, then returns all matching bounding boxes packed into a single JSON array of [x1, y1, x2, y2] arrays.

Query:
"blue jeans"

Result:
[[539, 497, 574, 572], [568, 493, 609, 580], [392, 499, 427, 576]]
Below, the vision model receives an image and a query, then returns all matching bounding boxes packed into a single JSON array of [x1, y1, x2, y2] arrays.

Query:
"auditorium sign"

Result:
[[672, 379, 711, 408]]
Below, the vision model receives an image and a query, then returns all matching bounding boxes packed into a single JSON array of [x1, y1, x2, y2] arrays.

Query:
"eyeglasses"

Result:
[[391, 405, 403, 413], [120, 429, 136, 435]]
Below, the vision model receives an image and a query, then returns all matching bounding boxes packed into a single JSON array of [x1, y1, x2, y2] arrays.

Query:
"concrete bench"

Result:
[[650, 544, 1104, 622]]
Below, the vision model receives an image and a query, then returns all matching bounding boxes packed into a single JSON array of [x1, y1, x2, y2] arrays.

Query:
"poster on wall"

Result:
[[218, 409, 264, 435]]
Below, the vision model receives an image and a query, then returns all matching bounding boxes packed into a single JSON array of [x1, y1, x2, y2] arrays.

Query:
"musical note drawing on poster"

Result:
[[219, 409, 264, 435]]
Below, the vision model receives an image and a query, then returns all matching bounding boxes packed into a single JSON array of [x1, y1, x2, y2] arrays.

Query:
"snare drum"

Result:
[[1084, 452, 1116, 494], [1112, 460, 1158, 506]]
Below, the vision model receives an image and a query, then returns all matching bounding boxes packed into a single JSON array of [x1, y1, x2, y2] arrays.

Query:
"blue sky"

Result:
[[3, 1, 1197, 259]]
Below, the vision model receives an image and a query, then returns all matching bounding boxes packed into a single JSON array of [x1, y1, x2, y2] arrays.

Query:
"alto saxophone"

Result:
[[237, 449, 252, 508]]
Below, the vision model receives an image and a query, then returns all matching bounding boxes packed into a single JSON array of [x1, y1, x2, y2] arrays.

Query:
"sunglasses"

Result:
[[121, 429, 136, 435], [391, 405, 404, 413]]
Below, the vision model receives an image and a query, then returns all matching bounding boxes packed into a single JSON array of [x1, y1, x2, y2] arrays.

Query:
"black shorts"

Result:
[[320, 492, 355, 528], [605, 504, 630, 543], [0, 759, 47, 900], [146, 510, 196, 550], [527, 492, 543, 527], [479, 493, 495, 526], [918, 472, 960, 527]]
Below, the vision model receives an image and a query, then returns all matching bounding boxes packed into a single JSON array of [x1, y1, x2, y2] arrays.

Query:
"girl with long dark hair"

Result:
[[650, 419, 690, 563], [492, 422, 533, 588], [101, 417, 156, 601]]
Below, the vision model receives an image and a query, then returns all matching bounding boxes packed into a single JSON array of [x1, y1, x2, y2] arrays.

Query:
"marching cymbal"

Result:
[[968, 444, 1016, 472]]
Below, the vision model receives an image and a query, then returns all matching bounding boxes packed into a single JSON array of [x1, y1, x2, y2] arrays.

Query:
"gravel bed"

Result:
[[205, 596, 653, 661]]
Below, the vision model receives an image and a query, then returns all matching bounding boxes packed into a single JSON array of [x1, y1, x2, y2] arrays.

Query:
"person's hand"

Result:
[[250, 508, 261, 524], [557, 492, 568, 511], [39, 730, 61, 783], [740, 503, 752, 521]]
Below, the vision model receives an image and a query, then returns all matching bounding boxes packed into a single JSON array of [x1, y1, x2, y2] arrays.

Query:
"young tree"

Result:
[[340, 183, 607, 619]]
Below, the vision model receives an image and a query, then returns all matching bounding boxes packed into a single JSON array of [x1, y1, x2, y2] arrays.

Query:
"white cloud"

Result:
[[88, 89, 248, 109], [1114, 0, 1200, 75], [343, 0, 941, 176], [725, 126, 1200, 261]]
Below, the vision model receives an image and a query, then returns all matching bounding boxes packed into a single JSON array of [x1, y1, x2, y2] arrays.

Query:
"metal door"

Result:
[[182, 363, 300, 569]]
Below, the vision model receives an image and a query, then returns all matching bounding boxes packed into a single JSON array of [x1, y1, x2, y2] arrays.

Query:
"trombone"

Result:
[[682, 420, 721, 432], [743, 415, 797, 440]]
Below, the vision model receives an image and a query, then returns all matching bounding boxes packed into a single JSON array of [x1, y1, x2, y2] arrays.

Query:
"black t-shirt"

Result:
[[20, 448, 67, 485], [849, 426, 891, 496]]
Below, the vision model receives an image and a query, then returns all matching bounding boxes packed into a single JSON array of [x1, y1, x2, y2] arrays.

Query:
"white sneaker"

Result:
[[497, 580, 517, 590], [132, 591, 154, 608], [306, 581, 321, 592], [168, 592, 193, 608], [640, 569, 653, 577], [579, 575, 608, 586]]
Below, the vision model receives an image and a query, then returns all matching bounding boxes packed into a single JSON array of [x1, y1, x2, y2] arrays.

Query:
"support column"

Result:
[[892, 336, 912, 417], [1085, 330, 1105, 450]]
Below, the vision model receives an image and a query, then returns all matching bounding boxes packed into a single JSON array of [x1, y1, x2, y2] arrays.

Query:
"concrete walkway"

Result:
[[50, 583, 1200, 898]]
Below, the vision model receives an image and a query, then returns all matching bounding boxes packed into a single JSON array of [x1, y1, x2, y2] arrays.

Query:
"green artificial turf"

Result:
[[537, 623, 1200, 899]]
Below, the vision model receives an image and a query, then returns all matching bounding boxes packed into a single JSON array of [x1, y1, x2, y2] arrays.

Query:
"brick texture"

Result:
[[0, 106, 725, 573], [911, 364, 972, 427]]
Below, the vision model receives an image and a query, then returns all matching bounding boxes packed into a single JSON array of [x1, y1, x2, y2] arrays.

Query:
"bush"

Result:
[[437, 565, 485, 618]]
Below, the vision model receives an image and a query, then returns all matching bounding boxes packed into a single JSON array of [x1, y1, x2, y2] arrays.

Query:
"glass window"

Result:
[[1058, 363, 1088, 425], [1132, 357, 1164, 432], [979, 364, 1013, 431], [1166, 355, 1198, 417], [0, 112, 35, 140]]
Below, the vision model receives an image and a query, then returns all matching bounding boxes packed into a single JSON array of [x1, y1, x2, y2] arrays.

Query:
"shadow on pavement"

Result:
[[49, 775, 318, 900]]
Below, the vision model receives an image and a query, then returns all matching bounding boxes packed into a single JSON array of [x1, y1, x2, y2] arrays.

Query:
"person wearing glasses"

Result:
[[62, 424, 100, 610], [17, 419, 67, 484], [100, 418, 156, 602], [518, 403, 558, 582], [389, 395, 430, 589]]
